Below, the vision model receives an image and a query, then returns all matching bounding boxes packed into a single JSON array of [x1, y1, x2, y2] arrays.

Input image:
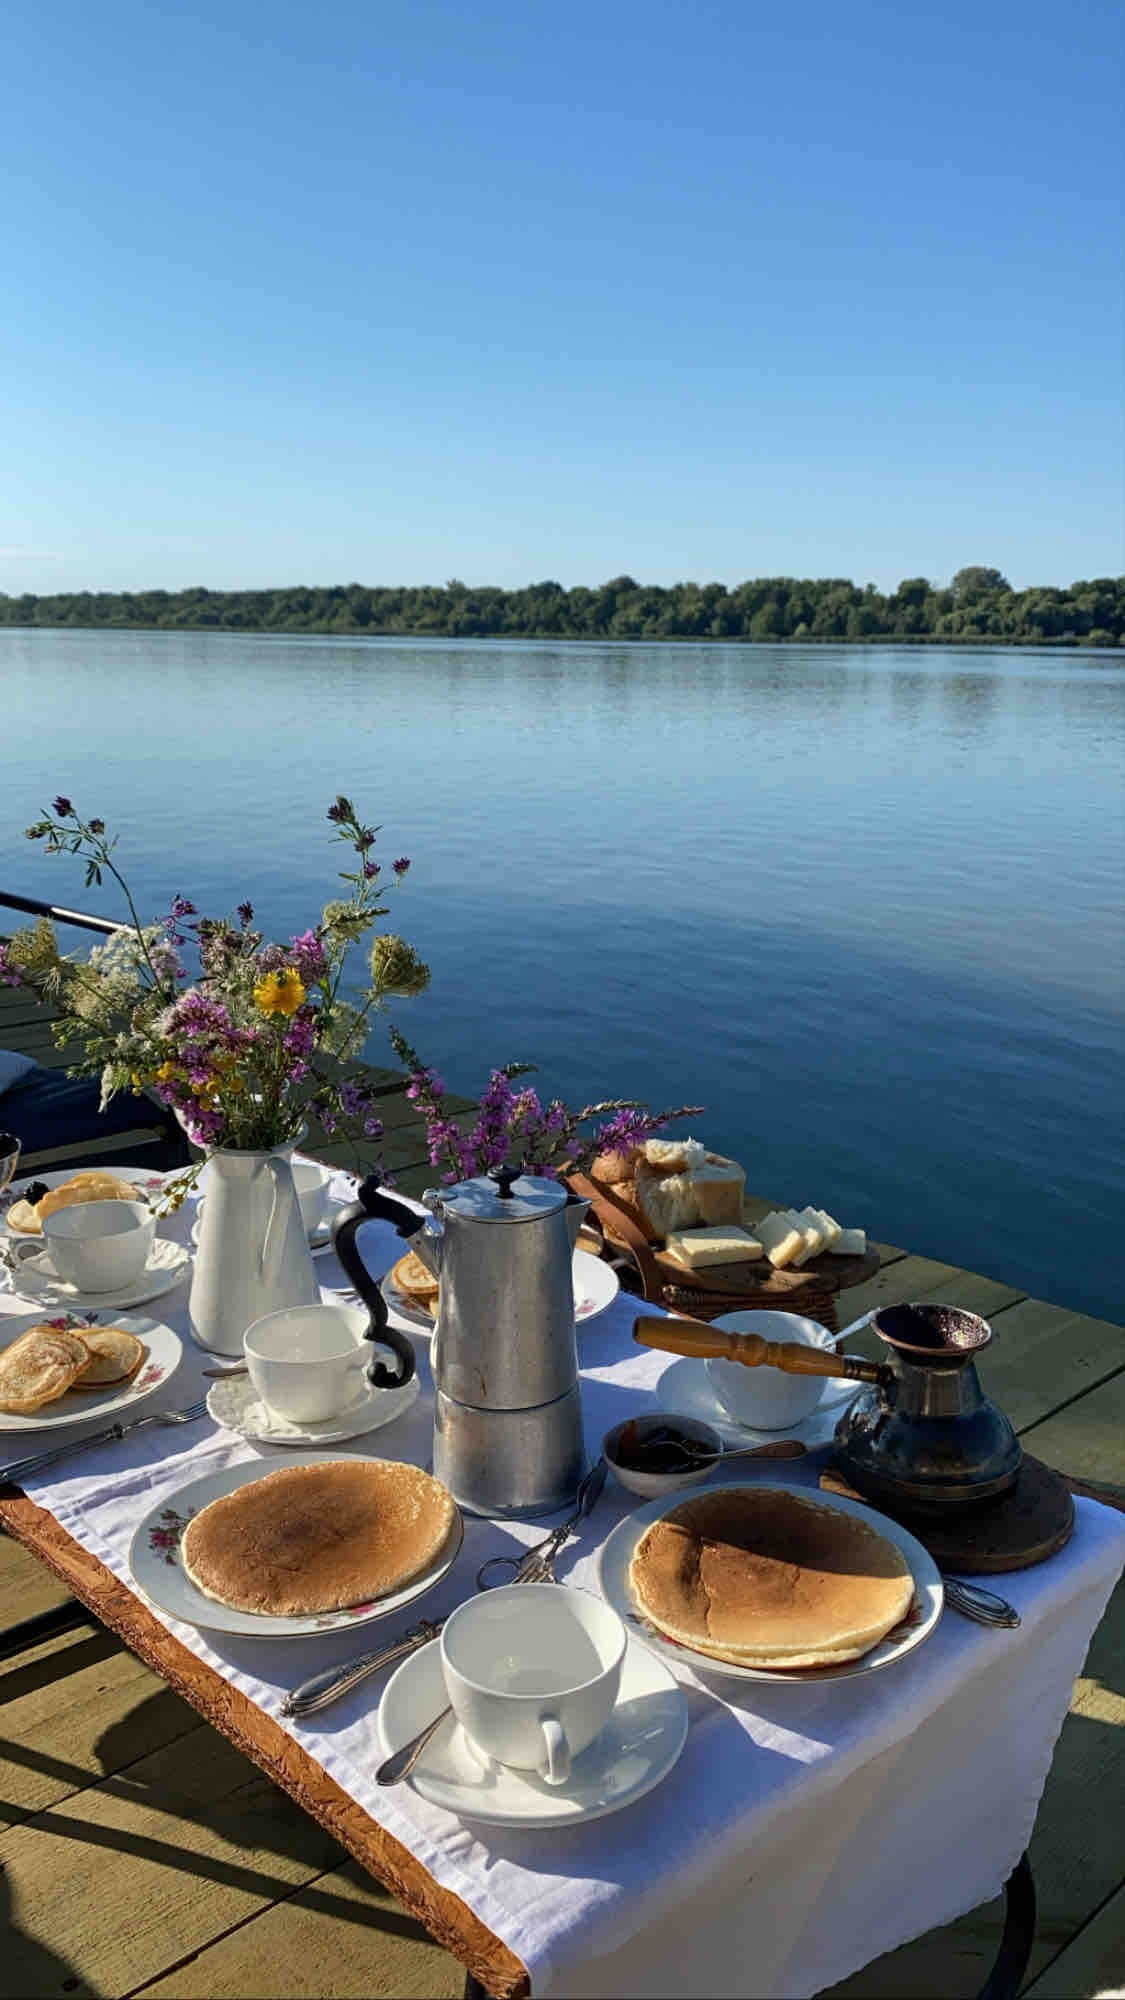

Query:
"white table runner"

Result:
[[5, 1181, 1123, 1999]]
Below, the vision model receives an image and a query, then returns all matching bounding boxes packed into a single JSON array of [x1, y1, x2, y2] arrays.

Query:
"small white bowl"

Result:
[[603, 1413, 722, 1497], [706, 1310, 835, 1430]]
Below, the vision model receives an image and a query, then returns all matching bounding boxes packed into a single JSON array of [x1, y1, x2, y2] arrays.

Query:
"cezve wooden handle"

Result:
[[632, 1314, 886, 1386]]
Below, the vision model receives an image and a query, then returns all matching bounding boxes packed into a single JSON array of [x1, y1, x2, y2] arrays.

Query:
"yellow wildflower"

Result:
[[254, 966, 307, 1017], [156, 1060, 179, 1083]]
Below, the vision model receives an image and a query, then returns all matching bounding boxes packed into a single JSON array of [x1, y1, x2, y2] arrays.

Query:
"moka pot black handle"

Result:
[[330, 1174, 422, 1389]]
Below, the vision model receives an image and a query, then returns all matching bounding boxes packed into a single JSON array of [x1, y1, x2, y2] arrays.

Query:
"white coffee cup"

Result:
[[706, 1309, 835, 1430], [242, 1301, 373, 1423], [440, 1584, 627, 1786], [290, 1159, 335, 1237], [35, 1200, 155, 1294]]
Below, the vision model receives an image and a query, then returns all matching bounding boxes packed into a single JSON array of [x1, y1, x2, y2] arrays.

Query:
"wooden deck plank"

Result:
[[1023, 1879, 1125, 1998], [0, 1532, 74, 1627], [0, 1725, 344, 1998], [1, 1622, 199, 1830], [135, 1856, 458, 1999]]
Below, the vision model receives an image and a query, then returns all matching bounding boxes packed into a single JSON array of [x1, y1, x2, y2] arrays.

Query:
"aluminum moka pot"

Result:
[[333, 1167, 588, 1518]]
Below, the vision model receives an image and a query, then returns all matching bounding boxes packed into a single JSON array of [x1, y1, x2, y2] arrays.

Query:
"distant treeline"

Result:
[[1, 568, 1122, 645]]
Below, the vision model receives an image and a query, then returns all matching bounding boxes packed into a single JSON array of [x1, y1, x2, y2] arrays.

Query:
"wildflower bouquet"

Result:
[[388, 1026, 701, 1185], [1, 795, 430, 1165]]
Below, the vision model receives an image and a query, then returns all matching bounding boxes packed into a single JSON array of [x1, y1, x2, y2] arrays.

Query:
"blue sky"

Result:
[[3, 0, 1121, 594]]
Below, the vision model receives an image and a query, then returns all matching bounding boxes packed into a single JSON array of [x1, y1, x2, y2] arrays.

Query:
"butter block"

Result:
[[790, 1206, 830, 1267], [755, 1210, 806, 1269], [830, 1227, 866, 1256], [664, 1224, 764, 1269], [809, 1207, 843, 1248]]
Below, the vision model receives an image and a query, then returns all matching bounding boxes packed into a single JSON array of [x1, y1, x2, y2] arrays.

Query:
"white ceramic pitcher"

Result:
[[188, 1147, 319, 1355]]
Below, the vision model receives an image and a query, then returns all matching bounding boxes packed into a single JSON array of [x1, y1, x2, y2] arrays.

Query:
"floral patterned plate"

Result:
[[597, 1478, 943, 1686], [128, 1451, 465, 1640], [0, 1165, 174, 1241], [0, 1310, 183, 1432]]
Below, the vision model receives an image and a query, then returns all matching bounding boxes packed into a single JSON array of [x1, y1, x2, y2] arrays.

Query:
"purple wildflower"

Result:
[[170, 894, 196, 919], [0, 943, 21, 987], [327, 797, 353, 824], [52, 796, 74, 817], [392, 857, 410, 876], [363, 860, 380, 880], [89, 818, 105, 835], [289, 929, 327, 983], [355, 827, 376, 852], [238, 900, 254, 927]]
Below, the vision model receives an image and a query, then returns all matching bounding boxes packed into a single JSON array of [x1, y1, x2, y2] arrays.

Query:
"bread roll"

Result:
[[688, 1152, 745, 1225], [641, 1138, 706, 1174]]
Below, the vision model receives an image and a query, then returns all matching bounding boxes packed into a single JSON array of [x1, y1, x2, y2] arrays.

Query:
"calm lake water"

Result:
[[2, 629, 1122, 1320]]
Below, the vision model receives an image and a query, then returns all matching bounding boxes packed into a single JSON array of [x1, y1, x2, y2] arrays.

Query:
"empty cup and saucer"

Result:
[[378, 1583, 687, 1827], [5, 1199, 190, 1311], [657, 1310, 857, 1451], [206, 1300, 420, 1444]]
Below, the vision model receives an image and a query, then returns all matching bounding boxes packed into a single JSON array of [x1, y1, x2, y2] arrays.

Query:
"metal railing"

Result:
[[0, 889, 122, 937]]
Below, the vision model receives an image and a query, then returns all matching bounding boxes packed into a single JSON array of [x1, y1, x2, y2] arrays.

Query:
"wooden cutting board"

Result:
[[570, 1171, 879, 1314], [820, 1455, 1076, 1573]]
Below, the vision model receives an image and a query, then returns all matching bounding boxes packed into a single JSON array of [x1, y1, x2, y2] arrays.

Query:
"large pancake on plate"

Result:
[[629, 1487, 915, 1669], [180, 1460, 457, 1617]]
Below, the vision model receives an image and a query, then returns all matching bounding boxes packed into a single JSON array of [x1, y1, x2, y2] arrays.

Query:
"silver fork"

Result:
[[0, 1400, 209, 1486]]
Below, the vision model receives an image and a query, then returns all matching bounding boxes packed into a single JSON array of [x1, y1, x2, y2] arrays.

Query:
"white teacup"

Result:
[[36, 1200, 155, 1294], [440, 1584, 627, 1787], [291, 1160, 336, 1237], [243, 1301, 373, 1424], [706, 1309, 835, 1430]]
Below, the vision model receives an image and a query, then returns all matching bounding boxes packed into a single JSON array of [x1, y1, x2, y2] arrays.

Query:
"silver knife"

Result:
[[281, 1618, 444, 1717]]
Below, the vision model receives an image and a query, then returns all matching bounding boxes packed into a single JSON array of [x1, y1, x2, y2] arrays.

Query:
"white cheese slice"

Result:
[[755, 1210, 806, 1269], [790, 1206, 830, 1267], [664, 1225, 764, 1269], [830, 1227, 867, 1256]]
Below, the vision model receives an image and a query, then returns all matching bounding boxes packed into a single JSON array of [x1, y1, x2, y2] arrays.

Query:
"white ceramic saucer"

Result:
[[656, 1356, 857, 1452], [4, 1237, 191, 1314], [206, 1368, 420, 1445], [378, 1633, 688, 1828]]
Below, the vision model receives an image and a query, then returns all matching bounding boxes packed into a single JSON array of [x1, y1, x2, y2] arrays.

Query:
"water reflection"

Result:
[[2, 630, 1122, 1318]]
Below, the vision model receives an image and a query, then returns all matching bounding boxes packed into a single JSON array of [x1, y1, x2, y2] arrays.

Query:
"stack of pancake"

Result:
[[0, 1323, 147, 1413], [180, 1460, 457, 1617], [629, 1488, 915, 1671], [391, 1250, 440, 1316], [6, 1171, 146, 1236]]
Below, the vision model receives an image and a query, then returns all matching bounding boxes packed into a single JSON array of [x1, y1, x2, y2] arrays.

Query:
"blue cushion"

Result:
[[0, 1048, 37, 1093], [0, 1066, 168, 1154]]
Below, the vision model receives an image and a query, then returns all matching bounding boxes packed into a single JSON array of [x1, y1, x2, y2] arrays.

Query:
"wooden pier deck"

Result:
[[0, 981, 1122, 1998]]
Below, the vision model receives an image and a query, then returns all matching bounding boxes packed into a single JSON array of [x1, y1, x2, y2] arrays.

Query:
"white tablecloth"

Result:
[[4, 1182, 1123, 1999]]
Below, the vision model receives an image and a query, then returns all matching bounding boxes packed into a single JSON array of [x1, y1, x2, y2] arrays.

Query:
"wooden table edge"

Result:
[[0, 1488, 531, 2000]]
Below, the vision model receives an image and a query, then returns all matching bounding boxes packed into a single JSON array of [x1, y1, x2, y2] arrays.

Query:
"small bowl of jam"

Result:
[[603, 1412, 723, 1498]]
